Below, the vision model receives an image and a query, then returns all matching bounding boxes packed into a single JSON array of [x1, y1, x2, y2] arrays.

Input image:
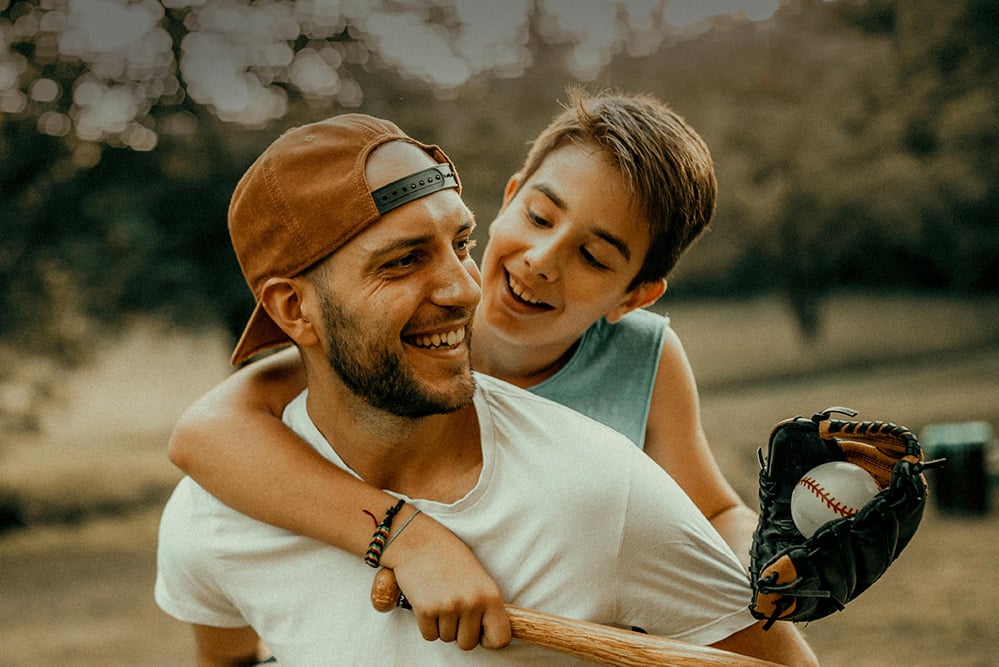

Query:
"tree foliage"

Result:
[[1, 0, 997, 430]]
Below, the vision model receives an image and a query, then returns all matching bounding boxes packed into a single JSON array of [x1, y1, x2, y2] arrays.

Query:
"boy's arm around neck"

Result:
[[166, 346, 511, 649]]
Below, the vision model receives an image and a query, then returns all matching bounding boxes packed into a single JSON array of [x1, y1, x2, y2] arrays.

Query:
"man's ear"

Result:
[[606, 279, 667, 324], [259, 276, 322, 349]]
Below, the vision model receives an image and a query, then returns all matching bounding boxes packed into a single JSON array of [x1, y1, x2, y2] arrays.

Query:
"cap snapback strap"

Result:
[[372, 164, 458, 214]]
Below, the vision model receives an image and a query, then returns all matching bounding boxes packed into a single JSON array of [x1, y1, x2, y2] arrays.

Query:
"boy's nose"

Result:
[[523, 238, 560, 282]]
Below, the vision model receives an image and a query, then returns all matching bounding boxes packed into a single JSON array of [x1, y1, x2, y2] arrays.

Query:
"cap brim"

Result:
[[230, 300, 293, 366]]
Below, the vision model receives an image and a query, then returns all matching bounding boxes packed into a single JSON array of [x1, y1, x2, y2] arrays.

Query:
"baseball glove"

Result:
[[749, 407, 944, 628]]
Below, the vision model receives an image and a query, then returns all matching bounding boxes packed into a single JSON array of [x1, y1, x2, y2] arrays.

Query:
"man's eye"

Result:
[[384, 254, 420, 269], [455, 238, 477, 253]]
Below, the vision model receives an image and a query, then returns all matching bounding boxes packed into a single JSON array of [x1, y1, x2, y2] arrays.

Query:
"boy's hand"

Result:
[[377, 512, 511, 650]]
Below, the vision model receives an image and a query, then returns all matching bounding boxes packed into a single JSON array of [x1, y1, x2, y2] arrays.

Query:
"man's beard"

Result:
[[318, 291, 476, 419]]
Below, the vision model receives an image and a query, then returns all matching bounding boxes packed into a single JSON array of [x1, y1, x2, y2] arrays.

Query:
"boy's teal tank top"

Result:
[[528, 309, 668, 449]]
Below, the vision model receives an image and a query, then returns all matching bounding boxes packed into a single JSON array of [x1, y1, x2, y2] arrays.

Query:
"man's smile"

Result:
[[406, 326, 467, 350]]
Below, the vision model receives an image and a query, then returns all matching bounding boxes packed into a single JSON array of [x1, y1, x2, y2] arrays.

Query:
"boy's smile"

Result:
[[505, 269, 554, 310], [476, 142, 655, 362]]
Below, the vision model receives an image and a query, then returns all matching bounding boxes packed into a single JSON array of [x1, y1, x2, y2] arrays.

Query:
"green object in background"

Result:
[[921, 421, 995, 515]]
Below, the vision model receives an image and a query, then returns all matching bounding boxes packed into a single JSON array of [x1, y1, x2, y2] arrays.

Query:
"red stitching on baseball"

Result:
[[798, 476, 859, 517]]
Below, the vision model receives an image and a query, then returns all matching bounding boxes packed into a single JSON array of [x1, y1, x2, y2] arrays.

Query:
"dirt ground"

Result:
[[2, 293, 998, 666]]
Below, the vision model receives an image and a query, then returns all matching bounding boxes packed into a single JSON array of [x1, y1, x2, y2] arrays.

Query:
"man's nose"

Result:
[[431, 252, 481, 309]]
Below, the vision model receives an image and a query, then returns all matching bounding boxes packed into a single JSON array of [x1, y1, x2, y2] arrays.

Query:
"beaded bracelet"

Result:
[[364, 499, 406, 568]]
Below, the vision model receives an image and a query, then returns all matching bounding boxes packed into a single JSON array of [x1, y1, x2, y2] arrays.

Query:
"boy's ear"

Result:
[[606, 279, 667, 324], [501, 173, 522, 209], [259, 276, 322, 349]]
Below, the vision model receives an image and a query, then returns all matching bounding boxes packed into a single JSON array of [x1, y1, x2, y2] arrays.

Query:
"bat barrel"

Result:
[[507, 605, 779, 666], [371, 569, 780, 666]]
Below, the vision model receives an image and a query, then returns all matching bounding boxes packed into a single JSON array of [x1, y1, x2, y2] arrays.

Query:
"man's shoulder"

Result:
[[474, 372, 595, 415], [160, 475, 291, 545], [160, 477, 236, 536], [473, 373, 638, 453]]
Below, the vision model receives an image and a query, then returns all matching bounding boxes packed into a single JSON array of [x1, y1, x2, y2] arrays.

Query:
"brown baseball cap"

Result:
[[227, 114, 461, 366]]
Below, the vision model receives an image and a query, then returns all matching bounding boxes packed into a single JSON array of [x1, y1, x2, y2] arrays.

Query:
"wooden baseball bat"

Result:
[[371, 568, 781, 666]]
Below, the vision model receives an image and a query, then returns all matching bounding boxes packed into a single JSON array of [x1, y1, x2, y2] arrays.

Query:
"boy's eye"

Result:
[[581, 247, 609, 270], [455, 237, 477, 254], [528, 210, 551, 228]]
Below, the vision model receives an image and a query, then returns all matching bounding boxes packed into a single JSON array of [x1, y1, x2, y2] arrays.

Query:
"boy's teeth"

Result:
[[413, 327, 465, 349], [508, 274, 542, 304]]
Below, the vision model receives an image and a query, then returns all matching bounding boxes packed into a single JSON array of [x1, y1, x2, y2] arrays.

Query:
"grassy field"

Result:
[[1, 292, 997, 666]]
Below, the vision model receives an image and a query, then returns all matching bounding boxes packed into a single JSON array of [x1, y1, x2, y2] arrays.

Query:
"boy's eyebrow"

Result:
[[533, 183, 567, 211], [594, 229, 631, 262], [532, 183, 632, 262]]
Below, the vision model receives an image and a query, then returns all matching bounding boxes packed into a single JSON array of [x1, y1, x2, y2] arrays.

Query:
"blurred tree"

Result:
[[0, 0, 683, 433], [606, 0, 998, 337], [1, 0, 997, 431], [892, 0, 999, 291]]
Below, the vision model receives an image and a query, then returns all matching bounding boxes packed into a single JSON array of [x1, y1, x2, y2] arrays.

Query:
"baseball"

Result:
[[791, 461, 881, 538]]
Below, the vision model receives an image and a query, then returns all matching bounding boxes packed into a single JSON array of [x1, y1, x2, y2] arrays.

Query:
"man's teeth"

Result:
[[508, 274, 543, 305], [412, 327, 465, 349]]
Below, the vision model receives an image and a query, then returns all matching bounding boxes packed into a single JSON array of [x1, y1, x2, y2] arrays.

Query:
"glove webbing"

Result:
[[820, 419, 918, 455], [819, 419, 922, 488]]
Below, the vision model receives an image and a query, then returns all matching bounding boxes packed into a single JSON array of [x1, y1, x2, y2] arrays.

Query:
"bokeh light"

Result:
[[1, 0, 818, 147]]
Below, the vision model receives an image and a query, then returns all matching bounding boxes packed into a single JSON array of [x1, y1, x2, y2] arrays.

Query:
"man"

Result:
[[155, 114, 817, 665]]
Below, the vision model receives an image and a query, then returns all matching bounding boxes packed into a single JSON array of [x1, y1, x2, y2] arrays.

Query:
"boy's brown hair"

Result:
[[513, 87, 717, 290]]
